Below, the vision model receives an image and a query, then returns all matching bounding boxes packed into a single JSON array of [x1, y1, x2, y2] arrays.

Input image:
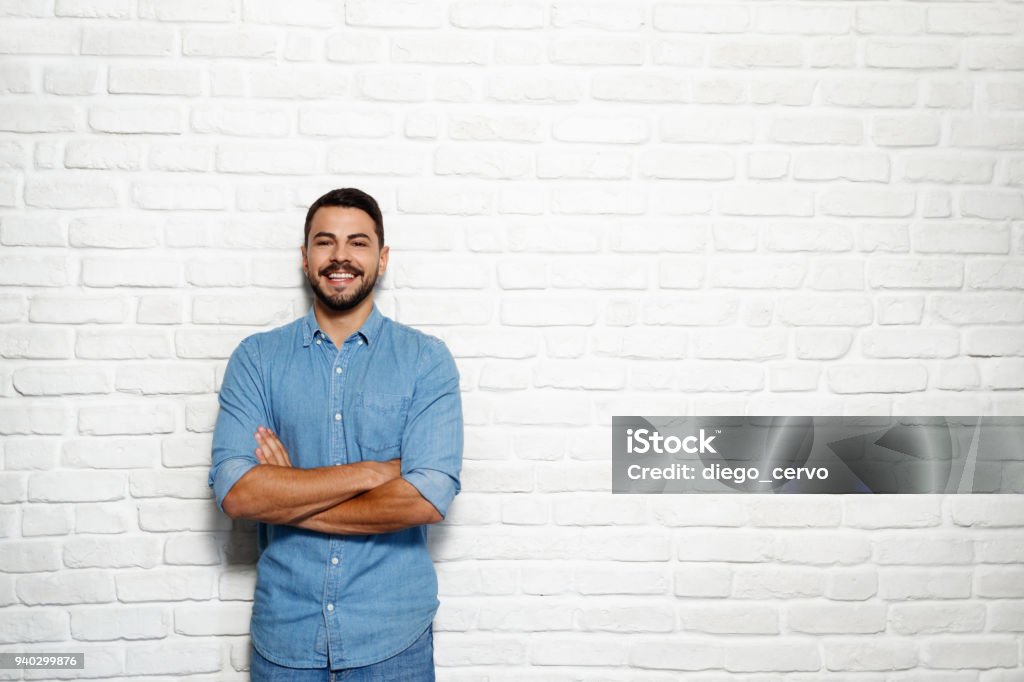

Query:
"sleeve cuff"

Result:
[[209, 456, 258, 514], [402, 468, 459, 519]]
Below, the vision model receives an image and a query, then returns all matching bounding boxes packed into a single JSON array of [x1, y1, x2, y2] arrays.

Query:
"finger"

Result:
[[255, 429, 284, 466], [262, 428, 292, 467], [255, 447, 266, 464], [268, 431, 293, 467]]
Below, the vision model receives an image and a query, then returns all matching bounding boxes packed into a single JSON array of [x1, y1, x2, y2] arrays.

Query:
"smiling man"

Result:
[[208, 187, 463, 681]]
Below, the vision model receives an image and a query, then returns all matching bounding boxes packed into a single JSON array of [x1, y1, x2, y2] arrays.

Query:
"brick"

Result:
[[531, 638, 628, 666], [217, 143, 320, 175], [433, 145, 530, 179], [355, 69, 428, 102], [64, 536, 162, 568], [0, 256, 69, 287], [0, 327, 74, 358], [0, 608, 67, 643], [191, 105, 290, 137], [553, 3, 643, 30], [866, 40, 959, 69], [139, 501, 230, 532], [149, 142, 213, 172], [324, 33, 381, 63], [0, 293, 26, 322], [247, 66, 348, 99], [44, 65, 100, 95], [164, 532, 222, 565], [56, 0, 134, 18], [14, 367, 113, 396], [825, 641, 917, 672], [0, 62, 33, 94], [0, 24, 77, 54], [82, 258, 180, 287], [931, 294, 1024, 324], [17, 570, 115, 604], [138, 0, 236, 22], [551, 38, 644, 65], [861, 329, 959, 358], [82, 26, 173, 55], [965, 328, 1024, 357], [921, 637, 1018, 669], [64, 140, 142, 170], [173, 603, 251, 635], [108, 67, 202, 96], [78, 404, 175, 436], [89, 105, 183, 134], [133, 181, 226, 210], [0, 215, 63, 247], [183, 28, 278, 58], [298, 107, 392, 137], [968, 44, 1024, 70], [20, 504, 70, 536], [125, 641, 222, 675], [76, 330, 172, 360], [554, 115, 648, 144], [0, 540, 61, 572], [115, 567, 216, 602], [244, 0, 341, 25], [130, 470, 211, 499], [449, 113, 544, 142], [0, 404, 68, 435], [449, 1, 543, 28], [192, 295, 294, 325], [28, 471, 124, 502], [962, 259, 1019, 288], [71, 605, 170, 641], [115, 364, 214, 395], [25, 177, 118, 209]]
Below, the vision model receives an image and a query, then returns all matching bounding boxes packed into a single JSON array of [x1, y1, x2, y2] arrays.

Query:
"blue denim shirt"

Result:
[[208, 304, 463, 669]]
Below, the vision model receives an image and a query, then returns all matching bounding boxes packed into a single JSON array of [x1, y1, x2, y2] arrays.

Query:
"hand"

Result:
[[255, 426, 293, 467]]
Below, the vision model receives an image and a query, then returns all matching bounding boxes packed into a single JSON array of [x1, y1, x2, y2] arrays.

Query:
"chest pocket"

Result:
[[353, 392, 409, 459]]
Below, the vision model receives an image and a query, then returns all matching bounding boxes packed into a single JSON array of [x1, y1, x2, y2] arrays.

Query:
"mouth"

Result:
[[321, 269, 359, 288]]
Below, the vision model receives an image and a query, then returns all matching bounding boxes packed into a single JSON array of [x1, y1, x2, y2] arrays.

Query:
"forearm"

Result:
[[222, 462, 385, 524], [291, 477, 442, 535]]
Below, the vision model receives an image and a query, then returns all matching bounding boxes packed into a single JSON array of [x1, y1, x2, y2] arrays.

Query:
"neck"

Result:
[[312, 295, 374, 348]]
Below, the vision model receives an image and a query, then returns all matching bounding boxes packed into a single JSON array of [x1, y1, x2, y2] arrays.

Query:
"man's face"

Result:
[[302, 206, 388, 313]]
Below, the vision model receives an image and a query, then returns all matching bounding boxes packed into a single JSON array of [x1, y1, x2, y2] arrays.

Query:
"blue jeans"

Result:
[[250, 624, 434, 682]]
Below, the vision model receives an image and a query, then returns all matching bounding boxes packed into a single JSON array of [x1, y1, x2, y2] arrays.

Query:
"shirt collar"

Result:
[[301, 304, 383, 348]]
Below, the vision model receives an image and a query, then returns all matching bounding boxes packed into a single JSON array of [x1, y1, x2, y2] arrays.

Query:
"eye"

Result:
[[352, 241, 369, 247], [315, 240, 331, 246]]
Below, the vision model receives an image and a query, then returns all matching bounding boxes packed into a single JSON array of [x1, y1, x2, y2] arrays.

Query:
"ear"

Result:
[[378, 244, 389, 276], [301, 245, 308, 275]]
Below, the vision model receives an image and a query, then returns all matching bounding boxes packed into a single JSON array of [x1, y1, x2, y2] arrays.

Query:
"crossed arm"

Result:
[[221, 426, 442, 534]]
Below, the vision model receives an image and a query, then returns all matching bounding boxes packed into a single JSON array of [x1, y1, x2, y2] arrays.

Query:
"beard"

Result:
[[306, 261, 379, 313]]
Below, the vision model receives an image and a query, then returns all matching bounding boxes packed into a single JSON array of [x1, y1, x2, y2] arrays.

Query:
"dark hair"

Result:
[[303, 188, 384, 247]]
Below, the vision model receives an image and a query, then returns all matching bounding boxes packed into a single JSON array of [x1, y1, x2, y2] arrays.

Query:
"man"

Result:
[[207, 187, 463, 681]]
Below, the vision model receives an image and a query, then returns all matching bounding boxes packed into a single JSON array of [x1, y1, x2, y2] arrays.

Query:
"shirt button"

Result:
[[334, 413, 341, 421], [331, 557, 339, 565], [327, 603, 334, 611], [357, 340, 363, 346], [335, 367, 342, 375], [316, 339, 322, 345]]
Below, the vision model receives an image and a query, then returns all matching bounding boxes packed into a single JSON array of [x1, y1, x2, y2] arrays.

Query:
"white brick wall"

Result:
[[0, 0, 1022, 678]]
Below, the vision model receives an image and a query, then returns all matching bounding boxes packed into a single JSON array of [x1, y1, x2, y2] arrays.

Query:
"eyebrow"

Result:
[[311, 231, 373, 242]]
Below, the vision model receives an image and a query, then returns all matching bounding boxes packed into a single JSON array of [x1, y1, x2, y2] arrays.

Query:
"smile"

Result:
[[325, 272, 357, 287]]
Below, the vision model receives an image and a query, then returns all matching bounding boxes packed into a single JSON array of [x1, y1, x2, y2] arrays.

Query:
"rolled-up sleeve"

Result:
[[400, 339, 463, 519], [208, 338, 270, 513]]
